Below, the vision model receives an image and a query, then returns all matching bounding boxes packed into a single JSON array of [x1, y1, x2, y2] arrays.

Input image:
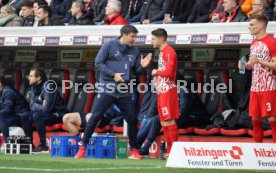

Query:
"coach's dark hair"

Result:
[[151, 28, 167, 40], [30, 68, 47, 82], [33, 0, 48, 7], [38, 5, 52, 17], [120, 25, 138, 36], [21, 0, 34, 8], [250, 14, 268, 27], [0, 76, 6, 86]]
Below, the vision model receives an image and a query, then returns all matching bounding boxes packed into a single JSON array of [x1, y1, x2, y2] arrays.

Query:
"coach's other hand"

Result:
[[114, 73, 125, 83]]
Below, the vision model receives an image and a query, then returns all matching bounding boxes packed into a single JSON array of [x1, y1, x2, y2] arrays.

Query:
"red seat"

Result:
[[194, 127, 221, 135], [61, 69, 95, 132], [179, 127, 194, 135], [248, 129, 272, 137], [220, 128, 248, 136]]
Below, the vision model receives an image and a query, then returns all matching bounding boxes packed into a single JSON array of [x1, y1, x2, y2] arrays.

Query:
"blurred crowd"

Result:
[[0, 0, 275, 27]]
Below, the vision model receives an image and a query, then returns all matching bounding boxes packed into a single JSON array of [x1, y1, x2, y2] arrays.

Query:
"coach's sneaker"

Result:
[[129, 149, 143, 159], [32, 144, 49, 153], [75, 146, 86, 158], [160, 152, 169, 160]]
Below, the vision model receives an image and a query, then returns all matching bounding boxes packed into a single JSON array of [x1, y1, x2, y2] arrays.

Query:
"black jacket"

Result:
[[187, 0, 218, 23], [172, 0, 195, 23], [29, 82, 67, 115], [38, 15, 64, 26], [22, 15, 35, 26], [221, 6, 248, 22], [69, 13, 94, 25], [141, 0, 173, 23], [88, 0, 107, 22], [50, 0, 72, 23], [0, 86, 29, 115]]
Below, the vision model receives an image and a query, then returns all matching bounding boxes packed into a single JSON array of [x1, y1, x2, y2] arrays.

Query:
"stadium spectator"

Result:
[[141, 0, 173, 24], [69, 0, 94, 25], [187, 0, 218, 23], [251, 0, 274, 21], [0, 5, 22, 26], [221, 0, 248, 22], [36, 5, 64, 26], [33, 0, 48, 26], [75, 25, 152, 159], [87, 0, 107, 23], [50, 0, 72, 23], [124, 0, 144, 22], [104, 0, 127, 25], [239, 14, 276, 143], [151, 28, 179, 160], [163, 0, 195, 24], [0, 76, 29, 143], [20, 0, 35, 26], [210, 0, 245, 22], [20, 68, 67, 152], [274, 0, 276, 20], [6, 0, 22, 14], [127, 0, 148, 24]]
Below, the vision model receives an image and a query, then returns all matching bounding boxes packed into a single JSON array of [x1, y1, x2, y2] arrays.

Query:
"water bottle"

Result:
[[239, 56, 247, 74]]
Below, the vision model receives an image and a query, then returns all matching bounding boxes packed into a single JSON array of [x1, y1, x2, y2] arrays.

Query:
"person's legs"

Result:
[[75, 93, 115, 158], [62, 112, 82, 135], [249, 92, 263, 142], [117, 96, 142, 159], [20, 111, 34, 144], [0, 114, 9, 142], [137, 117, 151, 148], [139, 116, 161, 155], [33, 111, 61, 148]]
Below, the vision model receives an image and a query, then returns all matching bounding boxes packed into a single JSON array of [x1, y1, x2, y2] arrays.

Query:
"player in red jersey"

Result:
[[239, 14, 276, 143], [151, 28, 180, 159]]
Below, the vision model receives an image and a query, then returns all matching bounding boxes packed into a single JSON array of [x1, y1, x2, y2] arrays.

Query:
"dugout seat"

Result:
[[62, 69, 95, 131], [194, 69, 229, 135], [49, 69, 70, 103], [3, 69, 22, 91]]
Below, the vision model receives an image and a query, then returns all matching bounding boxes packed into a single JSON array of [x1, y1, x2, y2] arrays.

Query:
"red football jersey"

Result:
[[154, 45, 178, 94], [250, 35, 276, 92]]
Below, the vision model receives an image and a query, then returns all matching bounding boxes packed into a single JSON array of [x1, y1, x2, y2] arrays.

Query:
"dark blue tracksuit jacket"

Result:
[[29, 82, 67, 115], [95, 37, 143, 98], [0, 86, 29, 116]]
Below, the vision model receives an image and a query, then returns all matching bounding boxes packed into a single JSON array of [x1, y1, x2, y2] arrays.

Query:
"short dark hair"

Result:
[[74, 0, 86, 13], [250, 14, 268, 27], [21, 0, 34, 8], [33, 0, 48, 7], [30, 68, 47, 82], [0, 76, 6, 86], [38, 5, 52, 17], [151, 28, 167, 40], [120, 25, 138, 36]]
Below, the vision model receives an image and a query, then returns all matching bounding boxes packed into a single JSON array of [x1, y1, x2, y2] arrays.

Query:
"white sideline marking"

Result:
[[0, 166, 163, 172]]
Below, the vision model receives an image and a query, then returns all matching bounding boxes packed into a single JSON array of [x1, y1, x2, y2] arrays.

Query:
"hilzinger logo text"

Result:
[[184, 146, 243, 160]]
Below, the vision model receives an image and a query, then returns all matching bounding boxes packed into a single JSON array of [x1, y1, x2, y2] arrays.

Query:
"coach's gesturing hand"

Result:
[[140, 53, 152, 68], [114, 73, 125, 83]]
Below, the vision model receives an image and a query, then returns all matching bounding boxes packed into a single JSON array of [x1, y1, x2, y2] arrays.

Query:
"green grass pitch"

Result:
[[0, 153, 274, 173]]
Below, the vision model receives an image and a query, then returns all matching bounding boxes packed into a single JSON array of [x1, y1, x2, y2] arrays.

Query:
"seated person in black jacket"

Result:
[[20, 68, 67, 152], [37, 5, 64, 26], [0, 76, 29, 142], [69, 0, 94, 25], [20, 0, 35, 26]]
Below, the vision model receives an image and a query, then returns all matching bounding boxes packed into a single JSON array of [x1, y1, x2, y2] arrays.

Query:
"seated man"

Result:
[[20, 68, 67, 152], [137, 87, 208, 158], [63, 104, 122, 136], [0, 76, 29, 142], [220, 0, 248, 22]]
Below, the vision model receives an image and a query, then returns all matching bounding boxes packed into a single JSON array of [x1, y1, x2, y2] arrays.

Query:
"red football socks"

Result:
[[252, 119, 263, 142]]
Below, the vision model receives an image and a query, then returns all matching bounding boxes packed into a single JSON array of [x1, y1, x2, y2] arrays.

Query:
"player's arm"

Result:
[[257, 57, 276, 71], [250, 56, 276, 71]]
